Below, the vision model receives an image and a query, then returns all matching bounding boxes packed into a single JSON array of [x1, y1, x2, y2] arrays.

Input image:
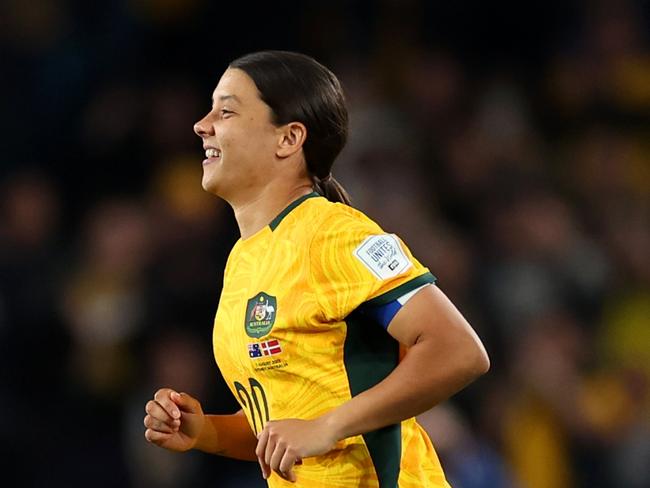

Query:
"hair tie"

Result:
[[319, 173, 333, 183]]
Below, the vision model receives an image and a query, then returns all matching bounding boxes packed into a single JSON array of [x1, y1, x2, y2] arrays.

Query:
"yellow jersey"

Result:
[[213, 192, 451, 487]]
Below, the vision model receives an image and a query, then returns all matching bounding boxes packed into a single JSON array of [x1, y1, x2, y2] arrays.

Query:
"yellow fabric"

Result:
[[213, 194, 449, 487]]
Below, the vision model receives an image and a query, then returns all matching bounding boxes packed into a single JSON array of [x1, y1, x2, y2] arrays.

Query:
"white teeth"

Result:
[[205, 148, 221, 158]]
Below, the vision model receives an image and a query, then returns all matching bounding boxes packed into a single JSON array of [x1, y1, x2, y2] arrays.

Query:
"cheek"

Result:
[[229, 121, 275, 153], [218, 116, 277, 156], [217, 128, 242, 157]]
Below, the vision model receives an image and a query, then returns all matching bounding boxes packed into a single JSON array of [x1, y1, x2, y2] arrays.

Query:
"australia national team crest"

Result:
[[245, 292, 277, 338]]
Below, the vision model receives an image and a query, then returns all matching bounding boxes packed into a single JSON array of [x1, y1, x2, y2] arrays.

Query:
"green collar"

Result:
[[269, 191, 320, 231]]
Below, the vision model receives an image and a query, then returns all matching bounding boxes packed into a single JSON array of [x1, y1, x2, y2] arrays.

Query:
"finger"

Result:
[[144, 428, 173, 445], [255, 427, 269, 459], [171, 391, 201, 414], [269, 442, 286, 472], [154, 389, 181, 420], [146, 400, 181, 431], [145, 400, 178, 424], [279, 449, 298, 483], [258, 455, 271, 480], [256, 428, 271, 479], [144, 414, 175, 434], [264, 433, 277, 467]]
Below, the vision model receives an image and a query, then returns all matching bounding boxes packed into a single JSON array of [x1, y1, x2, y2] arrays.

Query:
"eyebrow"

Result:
[[212, 94, 241, 105]]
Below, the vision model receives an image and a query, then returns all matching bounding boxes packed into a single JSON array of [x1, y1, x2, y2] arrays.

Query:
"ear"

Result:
[[275, 122, 307, 158]]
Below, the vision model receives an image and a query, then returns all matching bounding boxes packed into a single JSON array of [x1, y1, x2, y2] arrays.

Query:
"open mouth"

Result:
[[203, 147, 222, 165]]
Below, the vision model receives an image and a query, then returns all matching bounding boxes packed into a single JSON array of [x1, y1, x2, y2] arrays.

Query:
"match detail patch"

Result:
[[354, 234, 413, 280]]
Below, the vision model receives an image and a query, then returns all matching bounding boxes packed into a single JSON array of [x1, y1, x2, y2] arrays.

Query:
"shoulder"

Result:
[[304, 197, 384, 238], [307, 199, 400, 272]]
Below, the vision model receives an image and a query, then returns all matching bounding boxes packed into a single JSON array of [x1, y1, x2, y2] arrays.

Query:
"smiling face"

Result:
[[193, 68, 281, 201]]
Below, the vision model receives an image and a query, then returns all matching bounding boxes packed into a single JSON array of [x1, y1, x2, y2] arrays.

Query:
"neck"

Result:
[[231, 181, 314, 239]]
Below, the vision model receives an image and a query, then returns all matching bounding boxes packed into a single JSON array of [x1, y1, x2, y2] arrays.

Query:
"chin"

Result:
[[201, 176, 218, 194], [202, 175, 229, 199]]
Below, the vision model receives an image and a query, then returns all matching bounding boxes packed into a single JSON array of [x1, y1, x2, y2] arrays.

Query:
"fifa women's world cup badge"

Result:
[[245, 292, 277, 338]]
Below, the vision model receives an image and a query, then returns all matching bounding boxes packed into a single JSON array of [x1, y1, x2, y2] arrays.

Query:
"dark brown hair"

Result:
[[229, 51, 351, 205]]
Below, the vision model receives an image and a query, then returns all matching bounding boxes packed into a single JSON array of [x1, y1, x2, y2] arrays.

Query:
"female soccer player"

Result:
[[144, 51, 489, 487]]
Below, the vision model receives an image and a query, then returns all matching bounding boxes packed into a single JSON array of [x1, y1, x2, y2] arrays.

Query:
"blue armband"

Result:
[[364, 283, 431, 329]]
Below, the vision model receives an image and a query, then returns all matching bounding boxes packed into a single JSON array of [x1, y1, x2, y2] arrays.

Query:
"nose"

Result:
[[193, 113, 214, 138]]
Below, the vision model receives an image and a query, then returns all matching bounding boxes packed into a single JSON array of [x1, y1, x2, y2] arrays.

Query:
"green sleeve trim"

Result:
[[269, 191, 320, 231], [363, 271, 437, 307], [343, 311, 402, 486]]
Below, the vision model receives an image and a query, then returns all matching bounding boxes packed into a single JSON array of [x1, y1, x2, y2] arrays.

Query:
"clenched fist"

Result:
[[144, 388, 205, 452]]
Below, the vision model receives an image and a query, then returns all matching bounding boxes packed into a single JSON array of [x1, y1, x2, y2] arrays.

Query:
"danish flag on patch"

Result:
[[260, 339, 282, 356], [248, 339, 282, 359]]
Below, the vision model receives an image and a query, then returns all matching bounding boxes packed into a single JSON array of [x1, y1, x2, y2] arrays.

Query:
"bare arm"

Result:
[[195, 410, 258, 461], [322, 284, 489, 438], [255, 284, 489, 481]]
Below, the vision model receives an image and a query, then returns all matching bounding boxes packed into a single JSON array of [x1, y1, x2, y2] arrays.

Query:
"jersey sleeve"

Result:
[[309, 210, 436, 323]]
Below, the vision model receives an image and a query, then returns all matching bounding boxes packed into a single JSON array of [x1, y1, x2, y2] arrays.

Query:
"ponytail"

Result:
[[313, 174, 351, 205]]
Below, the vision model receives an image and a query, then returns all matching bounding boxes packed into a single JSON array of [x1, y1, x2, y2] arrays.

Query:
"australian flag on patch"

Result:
[[248, 339, 282, 359], [248, 343, 263, 359]]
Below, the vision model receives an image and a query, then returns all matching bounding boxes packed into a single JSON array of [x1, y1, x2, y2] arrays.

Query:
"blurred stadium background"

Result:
[[1, 0, 649, 487]]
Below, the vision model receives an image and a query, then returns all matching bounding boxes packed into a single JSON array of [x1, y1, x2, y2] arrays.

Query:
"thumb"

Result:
[[171, 391, 201, 414]]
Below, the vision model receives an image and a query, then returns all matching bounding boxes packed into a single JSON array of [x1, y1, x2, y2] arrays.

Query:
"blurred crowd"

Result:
[[1, 1, 648, 487]]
